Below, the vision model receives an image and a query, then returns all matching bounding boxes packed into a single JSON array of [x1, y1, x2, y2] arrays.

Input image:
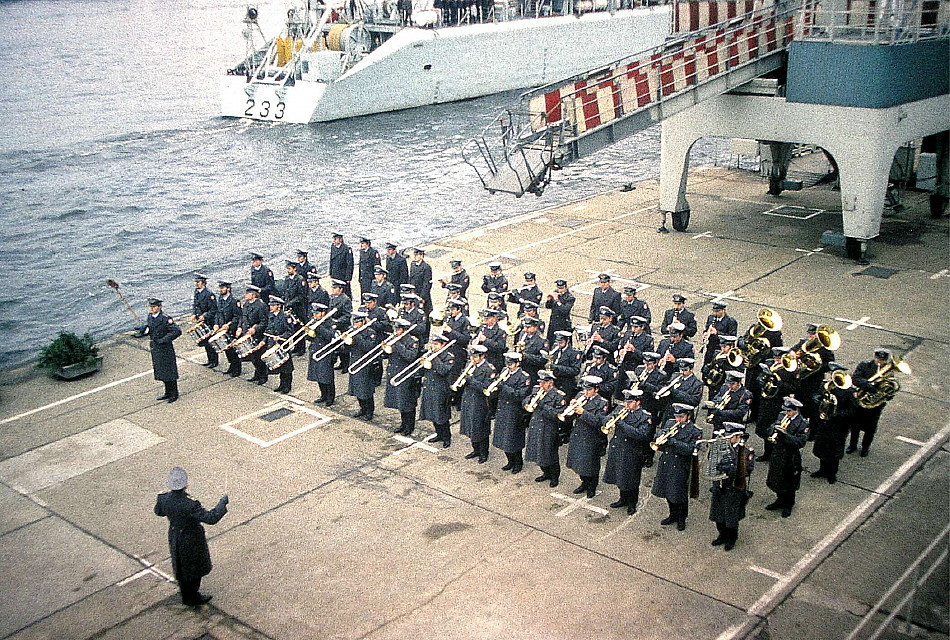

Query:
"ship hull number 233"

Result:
[[244, 99, 286, 119]]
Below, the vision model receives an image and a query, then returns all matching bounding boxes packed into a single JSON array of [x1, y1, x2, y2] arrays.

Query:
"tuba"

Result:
[[736, 309, 783, 370], [854, 357, 912, 409], [817, 369, 853, 420], [795, 326, 841, 380], [760, 353, 798, 398], [702, 352, 730, 388]]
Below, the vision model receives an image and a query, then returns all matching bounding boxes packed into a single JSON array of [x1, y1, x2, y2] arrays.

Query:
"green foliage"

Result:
[[37, 331, 100, 372]]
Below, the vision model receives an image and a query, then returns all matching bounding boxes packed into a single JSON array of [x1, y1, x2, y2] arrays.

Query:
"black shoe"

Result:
[[189, 593, 212, 606], [167, 394, 179, 404], [610, 498, 628, 509], [442, 440, 451, 448], [810, 470, 826, 478], [827, 476, 837, 484], [586, 487, 596, 499], [765, 501, 782, 511], [756, 455, 770, 462], [676, 521, 686, 531], [353, 410, 366, 418], [626, 506, 637, 515], [711, 536, 726, 546], [511, 465, 522, 474], [227, 370, 241, 378], [549, 478, 559, 488], [202, 362, 215, 368], [846, 445, 857, 454], [403, 429, 414, 437], [501, 462, 514, 471], [723, 541, 735, 551], [535, 474, 549, 483], [860, 449, 869, 457], [660, 515, 676, 525], [477, 456, 488, 464], [362, 413, 374, 421], [431, 435, 444, 443], [157, 394, 170, 401], [314, 397, 326, 404], [572, 484, 586, 495], [256, 378, 267, 386], [393, 427, 407, 435], [464, 451, 479, 459], [781, 507, 792, 518]]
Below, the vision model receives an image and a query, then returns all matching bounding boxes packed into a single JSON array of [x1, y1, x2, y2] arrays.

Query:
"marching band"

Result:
[[166, 235, 912, 551]]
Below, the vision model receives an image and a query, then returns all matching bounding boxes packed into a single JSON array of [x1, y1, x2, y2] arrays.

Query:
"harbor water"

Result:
[[0, 0, 728, 368]]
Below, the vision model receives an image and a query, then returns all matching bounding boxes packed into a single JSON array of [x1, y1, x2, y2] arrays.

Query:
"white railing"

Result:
[[795, 0, 950, 44]]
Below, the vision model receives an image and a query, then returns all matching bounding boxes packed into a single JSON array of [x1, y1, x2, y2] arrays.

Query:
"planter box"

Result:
[[53, 357, 103, 380]]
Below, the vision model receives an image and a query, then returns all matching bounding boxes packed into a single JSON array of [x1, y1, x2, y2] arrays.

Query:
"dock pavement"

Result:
[[0, 161, 947, 640]]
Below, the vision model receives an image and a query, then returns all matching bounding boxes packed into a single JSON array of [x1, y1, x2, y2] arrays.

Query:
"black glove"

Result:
[[133, 326, 147, 338]]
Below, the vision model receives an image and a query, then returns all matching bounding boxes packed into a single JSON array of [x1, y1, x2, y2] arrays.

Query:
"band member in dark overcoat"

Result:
[[789, 323, 835, 423], [295, 249, 315, 280], [408, 248, 433, 314], [708, 423, 755, 551], [565, 375, 610, 498], [443, 299, 471, 384], [705, 370, 752, 429], [651, 403, 701, 530], [283, 260, 307, 354], [236, 285, 268, 384], [490, 352, 533, 473], [213, 280, 242, 377], [587, 307, 621, 362], [755, 347, 796, 461], [384, 318, 421, 435], [615, 316, 654, 392], [249, 252, 275, 303], [589, 273, 621, 323], [508, 272, 543, 317], [524, 370, 567, 486], [154, 467, 228, 606], [473, 309, 507, 373], [544, 278, 575, 344], [660, 293, 697, 338], [765, 397, 809, 518], [848, 348, 894, 457], [549, 330, 583, 443], [517, 317, 548, 382], [264, 296, 295, 394], [328, 279, 353, 371], [629, 352, 668, 419], [307, 273, 330, 308], [618, 286, 651, 331], [348, 311, 379, 420], [439, 259, 469, 301], [329, 233, 354, 299], [191, 274, 217, 367], [384, 243, 409, 288], [585, 346, 619, 406], [811, 363, 854, 484], [481, 261, 509, 295], [307, 303, 337, 406], [700, 302, 738, 368], [655, 323, 695, 377], [603, 390, 653, 514], [357, 237, 381, 297], [369, 266, 398, 309], [654, 358, 703, 424], [458, 345, 496, 462], [418, 334, 456, 447], [145, 298, 182, 403]]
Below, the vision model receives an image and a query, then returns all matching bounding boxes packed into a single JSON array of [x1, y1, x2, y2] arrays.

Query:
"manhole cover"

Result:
[[856, 266, 898, 279], [763, 205, 824, 219], [260, 408, 293, 422], [425, 248, 446, 258], [557, 218, 587, 228]]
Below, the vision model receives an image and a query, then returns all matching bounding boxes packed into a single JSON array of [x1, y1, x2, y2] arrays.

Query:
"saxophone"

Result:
[[524, 386, 547, 412]]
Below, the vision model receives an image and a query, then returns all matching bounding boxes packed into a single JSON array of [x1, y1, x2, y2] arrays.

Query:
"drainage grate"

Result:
[[557, 218, 587, 228], [856, 266, 898, 279], [763, 205, 824, 220], [260, 408, 293, 422]]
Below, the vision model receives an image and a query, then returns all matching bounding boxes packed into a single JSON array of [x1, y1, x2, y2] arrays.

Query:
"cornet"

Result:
[[650, 422, 680, 451], [524, 385, 547, 412], [450, 359, 479, 391], [557, 394, 589, 421]]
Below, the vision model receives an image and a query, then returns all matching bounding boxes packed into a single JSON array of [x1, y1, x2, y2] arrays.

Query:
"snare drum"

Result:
[[186, 321, 213, 345], [232, 333, 265, 360], [207, 327, 233, 353], [262, 345, 291, 371]]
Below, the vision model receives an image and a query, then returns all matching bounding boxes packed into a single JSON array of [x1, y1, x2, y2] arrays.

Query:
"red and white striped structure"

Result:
[[526, 1, 798, 136]]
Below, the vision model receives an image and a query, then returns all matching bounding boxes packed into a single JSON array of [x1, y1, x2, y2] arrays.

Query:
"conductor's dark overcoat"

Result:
[[147, 311, 181, 381], [154, 490, 227, 582]]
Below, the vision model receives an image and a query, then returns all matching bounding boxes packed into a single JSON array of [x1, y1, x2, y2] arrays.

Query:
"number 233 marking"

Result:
[[244, 100, 286, 119]]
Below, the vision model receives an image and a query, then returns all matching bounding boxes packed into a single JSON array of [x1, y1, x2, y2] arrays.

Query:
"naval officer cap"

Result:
[[597, 273, 612, 282], [721, 422, 746, 435], [296, 249, 308, 257], [246, 285, 262, 294], [672, 403, 695, 416], [523, 272, 536, 280], [554, 279, 568, 287], [330, 279, 346, 288], [719, 335, 738, 344], [591, 345, 610, 358], [359, 236, 371, 244], [385, 242, 398, 250], [631, 315, 648, 326], [504, 351, 523, 362], [449, 259, 462, 267], [642, 351, 661, 363], [351, 309, 369, 319], [429, 334, 448, 344], [537, 369, 555, 381], [311, 302, 329, 312], [373, 265, 388, 274], [782, 397, 803, 410], [447, 298, 467, 307], [487, 292, 504, 301], [393, 318, 412, 329], [331, 232, 343, 239], [725, 370, 744, 382], [580, 375, 603, 388], [445, 283, 462, 292], [193, 273, 208, 282], [806, 323, 819, 333], [599, 306, 616, 317], [167, 466, 188, 491], [400, 293, 418, 302], [268, 296, 285, 306], [306, 272, 321, 281], [361, 292, 379, 301], [668, 322, 686, 334], [485, 309, 503, 317], [622, 285, 637, 294], [470, 344, 488, 354], [554, 330, 573, 341], [828, 362, 848, 372], [413, 247, 425, 255], [400, 283, 416, 292], [488, 261, 502, 270], [623, 388, 645, 400], [712, 301, 728, 310], [676, 357, 695, 369], [874, 348, 892, 360], [523, 316, 541, 326], [522, 300, 539, 310], [672, 294, 686, 303], [285, 260, 298, 268], [217, 280, 232, 288], [771, 346, 791, 357], [147, 297, 163, 306], [250, 252, 264, 261]]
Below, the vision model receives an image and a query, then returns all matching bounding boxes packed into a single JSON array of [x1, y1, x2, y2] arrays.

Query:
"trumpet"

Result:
[[768, 415, 791, 443], [524, 385, 548, 412], [654, 374, 683, 399], [650, 422, 680, 451], [602, 407, 629, 435], [558, 393, 589, 421], [390, 339, 458, 387], [450, 359, 479, 391], [483, 366, 513, 396], [349, 323, 420, 375], [311, 318, 377, 363], [705, 389, 732, 423]]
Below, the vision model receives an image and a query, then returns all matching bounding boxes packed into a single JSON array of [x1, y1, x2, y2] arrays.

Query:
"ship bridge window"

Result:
[[423, 64, 432, 71]]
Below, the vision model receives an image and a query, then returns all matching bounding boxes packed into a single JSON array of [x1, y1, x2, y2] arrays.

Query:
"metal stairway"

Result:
[[462, 0, 804, 197]]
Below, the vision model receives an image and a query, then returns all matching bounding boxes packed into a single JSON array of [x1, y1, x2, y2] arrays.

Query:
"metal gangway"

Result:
[[462, 0, 804, 197]]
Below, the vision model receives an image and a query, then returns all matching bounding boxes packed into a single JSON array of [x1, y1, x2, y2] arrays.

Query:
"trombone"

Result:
[[263, 307, 338, 360], [390, 339, 457, 387], [311, 318, 376, 363], [348, 323, 419, 375]]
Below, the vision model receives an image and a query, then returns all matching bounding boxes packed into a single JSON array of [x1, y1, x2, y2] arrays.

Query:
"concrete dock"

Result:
[[1, 162, 947, 640]]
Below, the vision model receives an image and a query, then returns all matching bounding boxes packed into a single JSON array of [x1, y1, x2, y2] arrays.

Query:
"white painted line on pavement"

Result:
[[715, 420, 950, 640], [749, 565, 785, 580], [596, 494, 653, 542], [692, 231, 714, 240], [835, 316, 884, 331], [895, 435, 925, 447], [929, 269, 948, 280], [389, 434, 438, 455], [551, 492, 609, 517], [0, 370, 152, 425], [218, 401, 331, 448]]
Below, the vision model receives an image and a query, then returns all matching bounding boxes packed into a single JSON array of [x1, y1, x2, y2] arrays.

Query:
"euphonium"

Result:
[[702, 352, 730, 388], [602, 407, 629, 435], [817, 369, 853, 420], [450, 359, 478, 391], [737, 308, 783, 369], [760, 353, 798, 398], [795, 325, 841, 379], [503, 316, 523, 337], [726, 349, 744, 367], [650, 422, 680, 451], [524, 385, 548, 412], [855, 357, 912, 409]]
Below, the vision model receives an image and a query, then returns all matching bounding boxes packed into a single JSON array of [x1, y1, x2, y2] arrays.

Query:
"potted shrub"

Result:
[[37, 331, 103, 380]]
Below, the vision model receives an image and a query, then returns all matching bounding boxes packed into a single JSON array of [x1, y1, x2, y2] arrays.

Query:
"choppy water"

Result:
[[0, 0, 729, 368]]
